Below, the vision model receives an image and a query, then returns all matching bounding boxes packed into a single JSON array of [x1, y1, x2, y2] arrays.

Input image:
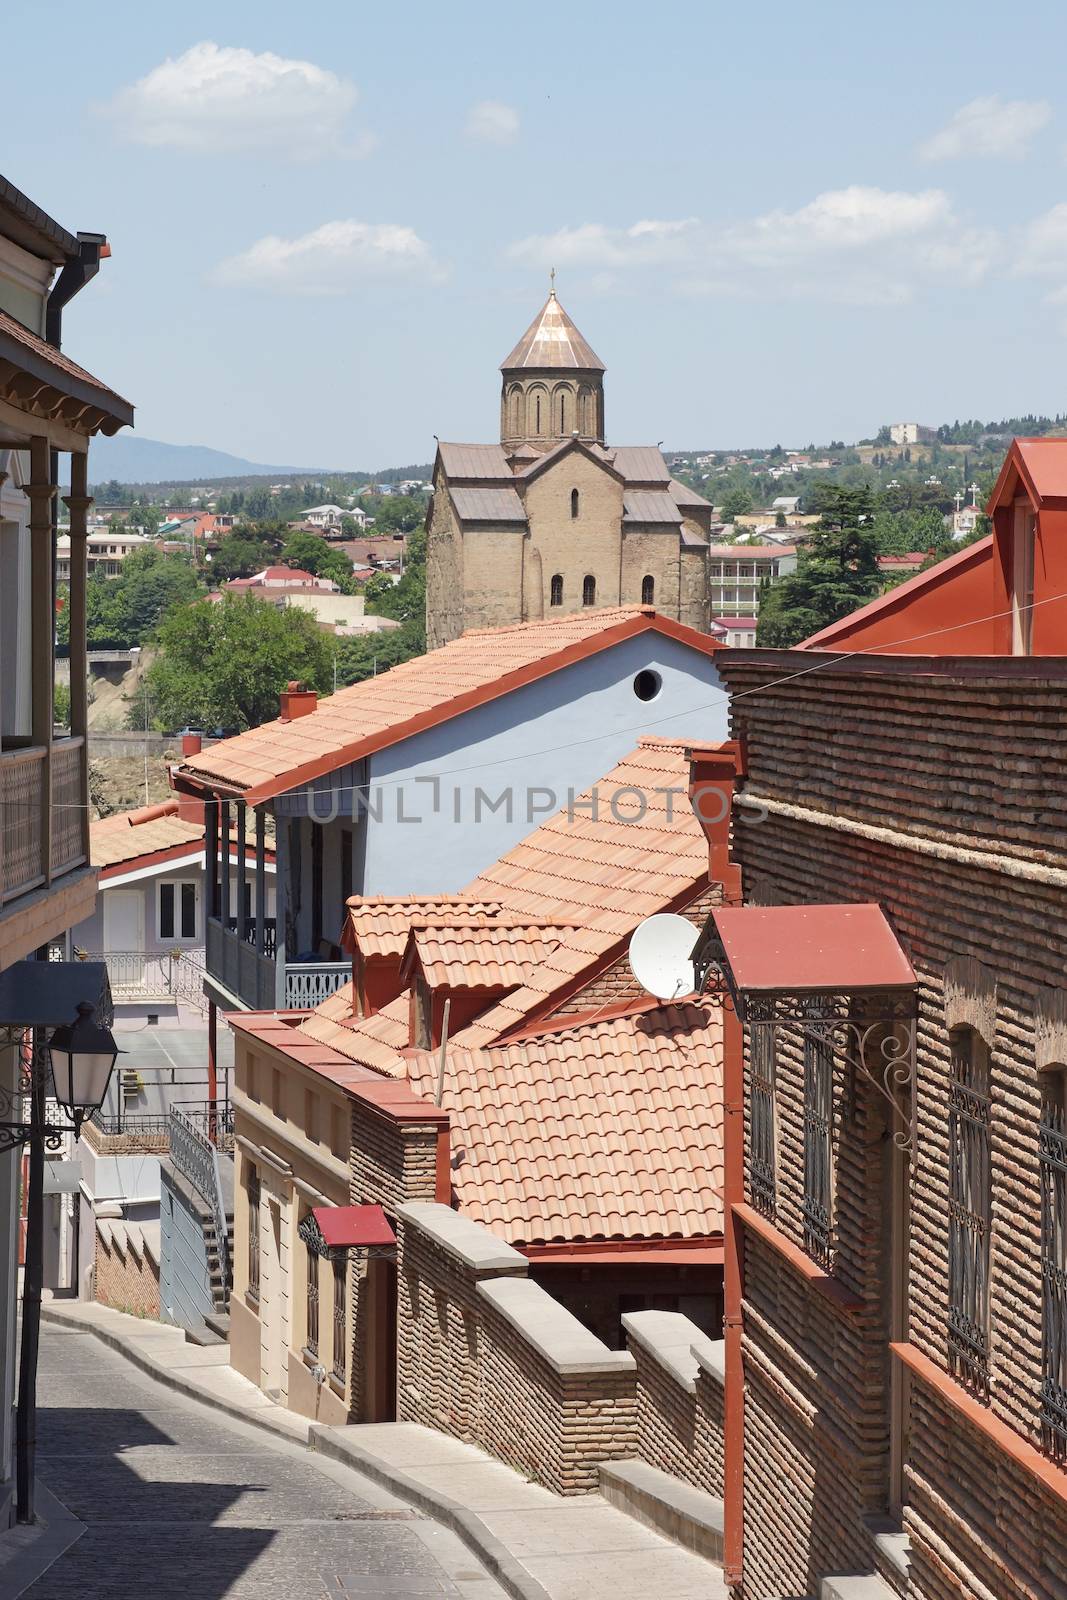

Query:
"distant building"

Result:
[[56, 528, 148, 579], [707, 543, 798, 645], [426, 285, 714, 647], [889, 421, 937, 445], [771, 495, 800, 515], [298, 504, 361, 531]]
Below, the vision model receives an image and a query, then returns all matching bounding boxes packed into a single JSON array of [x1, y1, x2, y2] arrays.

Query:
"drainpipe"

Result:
[[687, 741, 745, 1592], [45, 232, 108, 349]]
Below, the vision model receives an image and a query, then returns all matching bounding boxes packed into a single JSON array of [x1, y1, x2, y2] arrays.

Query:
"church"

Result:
[[425, 285, 713, 647]]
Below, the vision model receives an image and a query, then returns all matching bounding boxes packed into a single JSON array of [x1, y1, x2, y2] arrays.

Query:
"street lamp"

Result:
[[47, 1001, 119, 1129]]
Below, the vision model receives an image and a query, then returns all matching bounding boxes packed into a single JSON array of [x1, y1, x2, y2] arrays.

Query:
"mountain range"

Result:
[[79, 434, 332, 486]]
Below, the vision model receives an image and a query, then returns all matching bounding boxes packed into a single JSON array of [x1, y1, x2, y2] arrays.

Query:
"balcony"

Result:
[[87, 1098, 235, 1155], [205, 915, 350, 1011], [0, 737, 87, 901]]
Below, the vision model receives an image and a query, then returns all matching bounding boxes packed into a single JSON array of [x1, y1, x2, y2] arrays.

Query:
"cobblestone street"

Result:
[[23, 1327, 507, 1599]]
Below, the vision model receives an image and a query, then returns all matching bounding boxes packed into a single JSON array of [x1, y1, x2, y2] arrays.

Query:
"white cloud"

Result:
[[465, 100, 520, 146], [1017, 203, 1067, 276], [507, 188, 991, 306], [96, 42, 370, 159], [210, 221, 441, 294], [918, 95, 1051, 162]]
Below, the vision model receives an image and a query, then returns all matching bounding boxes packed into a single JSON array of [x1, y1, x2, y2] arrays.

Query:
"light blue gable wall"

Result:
[[355, 632, 727, 897]]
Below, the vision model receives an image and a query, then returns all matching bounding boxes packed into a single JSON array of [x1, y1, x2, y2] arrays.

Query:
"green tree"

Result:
[[143, 594, 334, 732], [211, 533, 276, 582], [85, 547, 204, 650], [280, 531, 356, 592], [335, 617, 426, 685], [756, 486, 880, 647], [719, 486, 754, 522], [361, 526, 426, 623]]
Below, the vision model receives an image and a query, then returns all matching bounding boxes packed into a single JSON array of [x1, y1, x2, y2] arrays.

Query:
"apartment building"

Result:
[[706, 543, 797, 646], [0, 172, 133, 1527]]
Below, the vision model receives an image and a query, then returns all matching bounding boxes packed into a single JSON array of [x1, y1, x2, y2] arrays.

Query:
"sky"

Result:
[[11, 0, 1067, 469]]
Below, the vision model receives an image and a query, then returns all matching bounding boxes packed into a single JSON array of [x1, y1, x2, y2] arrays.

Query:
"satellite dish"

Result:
[[628, 914, 697, 1001]]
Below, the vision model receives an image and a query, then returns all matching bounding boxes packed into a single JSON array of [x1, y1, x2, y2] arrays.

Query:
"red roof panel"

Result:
[[710, 904, 915, 993], [312, 1204, 396, 1249]]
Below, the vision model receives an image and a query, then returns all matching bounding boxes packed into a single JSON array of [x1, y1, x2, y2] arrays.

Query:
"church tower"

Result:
[[499, 279, 606, 450]]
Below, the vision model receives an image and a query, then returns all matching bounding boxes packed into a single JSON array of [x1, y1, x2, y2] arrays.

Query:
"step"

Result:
[[820, 1575, 897, 1600], [598, 1457, 724, 1564], [184, 1318, 227, 1348], [204, 1310, 230, 1342]]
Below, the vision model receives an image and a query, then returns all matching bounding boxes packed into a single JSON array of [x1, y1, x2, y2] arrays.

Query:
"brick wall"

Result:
[[396, 1202, 639, 1494], [718, 652, 1067, 1600], [623, 1311, 725, 1495], [94, 1221, 160, 1319]]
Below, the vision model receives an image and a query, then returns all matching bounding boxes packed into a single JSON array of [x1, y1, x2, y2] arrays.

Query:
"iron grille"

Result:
[[947, 1030, 991, 1397], [802, 1031, 834, 1268], [305, 1241, 319, 1357], [332, 1257, 347, 1385], [1040, 1093, 1067, 1459], [750, 1026, 777, 1217], [247, 1169, 261, 1302]]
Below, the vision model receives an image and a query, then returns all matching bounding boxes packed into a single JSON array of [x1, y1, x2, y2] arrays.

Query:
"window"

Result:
[[750, 1026, 777, 1217], [641, 574, 655, 605], [550, 573, 563, 607], [582, 574, 596, 606], [1040, 1068, 1067, 1459], [1012, 503, 1035, 656], [247, 1168, 261, 1302], [332, 1257, 347, 1385], [947, 1027, 991, 1396], [802, 1031, 834, 1267], [305, 1240, 320, 1357], [158, 879, 197, 941], [535, 393, 542, 433], [560, 393, 566, 433], [571, 488, 580, 519]]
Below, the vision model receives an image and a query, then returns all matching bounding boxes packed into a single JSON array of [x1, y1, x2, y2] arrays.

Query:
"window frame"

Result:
[[246, 1166, 261, 1303], [947, 1025, 992, 1398], [802, 1030, 835, 1267], [749, 1024, 777, 1218], [305, 1237, 320, 1359], [1040, 1065, 1067, 1460], [157, 877, 199, 943], [549, 573, 563, 607], [582, 574, 596, 607], [331, 1256, 347, 1386]]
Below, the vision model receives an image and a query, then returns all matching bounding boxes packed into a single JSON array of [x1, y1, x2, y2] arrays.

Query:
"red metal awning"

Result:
[[707, 903, 915, 995], [311, 1204, 396, 1250]]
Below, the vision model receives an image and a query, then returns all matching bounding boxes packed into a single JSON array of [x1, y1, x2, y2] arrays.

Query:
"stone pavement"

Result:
[[35, 1300, 727, 1600], [17, 1325, 508, 1599]]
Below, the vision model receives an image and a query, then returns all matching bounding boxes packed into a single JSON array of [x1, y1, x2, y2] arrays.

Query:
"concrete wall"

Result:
[[158, 1164, 216, 1332]]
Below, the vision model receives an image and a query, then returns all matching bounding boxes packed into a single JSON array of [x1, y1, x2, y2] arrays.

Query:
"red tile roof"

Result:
[[710, 904, 916, 995], [0, 307, 133, 429], [343, 897, 505, 961], [176, 607, 720, 803], [405, 999, 723, 1245], [91, 801, 204, 871], [402, 920, 576, 991], [303, 738, 711, 1073]]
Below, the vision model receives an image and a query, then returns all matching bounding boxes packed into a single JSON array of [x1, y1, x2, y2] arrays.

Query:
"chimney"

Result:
[[279, 681, 318, 722], [181, 731, 202, 757], [687, 741, 745, 904]]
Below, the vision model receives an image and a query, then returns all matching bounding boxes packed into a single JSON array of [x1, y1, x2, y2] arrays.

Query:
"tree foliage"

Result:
[[719, 486, 754, 522], [69, 547, 205, 651], [756, 487, 881, 648], [279, 531, 356, 592], [361, 526, 426, 623], [143, 594, 334, 733], [335, 617, 426, 686]]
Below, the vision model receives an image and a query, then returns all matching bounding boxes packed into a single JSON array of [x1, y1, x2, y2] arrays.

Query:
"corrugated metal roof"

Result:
[[623, 490, 682, 525], [449, 486, 527, 524], [680, 526, 709, 549], [437, 442, 512, 482], [500, 291, 605, 372]]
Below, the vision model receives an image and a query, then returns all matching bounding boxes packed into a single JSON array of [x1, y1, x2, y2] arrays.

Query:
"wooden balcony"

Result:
[[205, 916, 349, 1012], [0, 736, 87, 902]]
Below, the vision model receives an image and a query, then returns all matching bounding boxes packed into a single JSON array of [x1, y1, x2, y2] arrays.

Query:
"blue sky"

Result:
[[11, 0, 1067, 467]]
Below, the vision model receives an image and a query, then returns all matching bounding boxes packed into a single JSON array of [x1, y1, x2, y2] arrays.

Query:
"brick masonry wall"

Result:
[[95, 1232, 160, 1319], [397, 1212, 638, 1495], [718, 654, 1067, 1600], [627, 1338, 725, 1495]]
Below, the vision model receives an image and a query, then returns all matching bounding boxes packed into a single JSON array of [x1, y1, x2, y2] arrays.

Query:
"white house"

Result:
[[56, 527, 148, 579], [297, 504, 350, 530], [172, 606, 733, 1023]]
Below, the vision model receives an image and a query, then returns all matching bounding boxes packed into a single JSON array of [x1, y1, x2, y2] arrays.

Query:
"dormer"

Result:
[[399, 919, 571, 1048], [986, 438, 1067, 655]]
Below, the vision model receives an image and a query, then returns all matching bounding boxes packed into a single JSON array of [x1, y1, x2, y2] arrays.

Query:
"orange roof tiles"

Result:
[[403, 921, 575, 992], [344, 897, 504, 961], [405, 1000, 723, 1245], [176, 607, 719, 803], [303, 739, 710, 1074], [91, 801, 205, 871]]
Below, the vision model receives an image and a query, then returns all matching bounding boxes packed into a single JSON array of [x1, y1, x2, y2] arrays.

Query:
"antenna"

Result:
[[627, 914, 698, 1001]]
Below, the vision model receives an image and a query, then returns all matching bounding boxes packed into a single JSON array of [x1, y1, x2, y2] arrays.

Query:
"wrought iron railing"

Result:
[[332, 1257, 347, 1384], [749, 1026, 777, 1218], [91, 1098, 233, 1147], [170, 1104, 231, 1294], [285, 962, 350, 1010], [802, 1031, 835, 1268], [947, 1030, 991, 1397], [1041, 1096, 1067, 1459]]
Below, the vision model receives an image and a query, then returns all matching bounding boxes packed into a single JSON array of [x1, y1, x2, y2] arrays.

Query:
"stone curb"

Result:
[[309, 1426, 554, 1600], [39, 1304, 310, 1449], [0, 1482, 85, 1600]]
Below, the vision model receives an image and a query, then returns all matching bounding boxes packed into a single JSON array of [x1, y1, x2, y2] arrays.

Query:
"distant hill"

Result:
[[79, 435, 328, 486]]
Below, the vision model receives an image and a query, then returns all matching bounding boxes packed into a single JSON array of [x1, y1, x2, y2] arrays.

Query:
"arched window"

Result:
[[582, 574, 596, 607], [535, 393, 542, 433], [550, 574, 563, 607], [570, 488, 580, 520], [560, 393, 566, 432], [1039, 1064, 1067, 1454], [641, 574, 655, 605], [947, 1025, 991, 1395]]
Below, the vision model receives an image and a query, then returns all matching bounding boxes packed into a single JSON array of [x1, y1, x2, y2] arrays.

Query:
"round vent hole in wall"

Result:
[[633, 670, 662, 702]]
